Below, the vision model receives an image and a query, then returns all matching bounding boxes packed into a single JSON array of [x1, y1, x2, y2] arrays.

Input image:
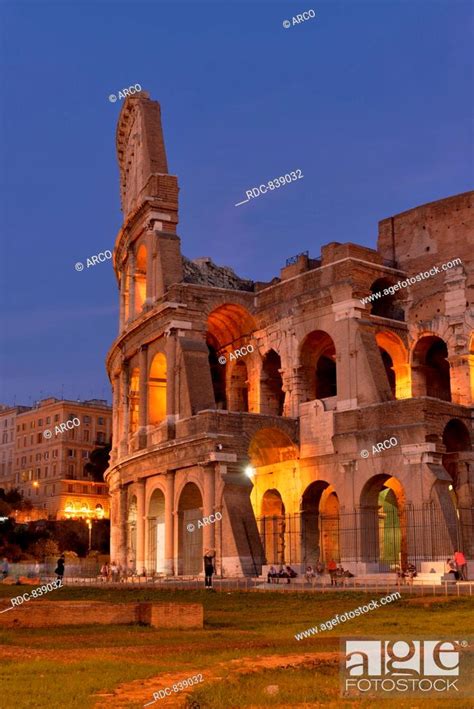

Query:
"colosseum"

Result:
[[105, 92, 473, 580]]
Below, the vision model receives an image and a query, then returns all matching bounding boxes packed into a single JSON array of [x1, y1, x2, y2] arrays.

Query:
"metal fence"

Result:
[[256, 505, 473, 571]]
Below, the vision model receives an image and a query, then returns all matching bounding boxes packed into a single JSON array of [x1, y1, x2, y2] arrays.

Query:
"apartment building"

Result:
[[11, 398, 112, 520]]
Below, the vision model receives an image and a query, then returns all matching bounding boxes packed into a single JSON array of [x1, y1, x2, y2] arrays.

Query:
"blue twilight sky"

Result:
[[0, 0, 472, 406]]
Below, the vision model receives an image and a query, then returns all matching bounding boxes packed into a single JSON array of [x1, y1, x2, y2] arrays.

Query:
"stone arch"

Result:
[[129, 367, 140, 436], [127, 494, 137, 568], [299, 330, 337, 401], [368, 278, 405, 320], [260, 489, 286, 565], [228, 359, 249, 412], [248, 427, 298, 468], [260, 349, 284, 416], [359, 474, 406, 569], [177, 482, 204, 575], [148, 352, 167, 426], [412, 335, 451, 401], [442, 419, 473, 556], [300, 481, 340, 566], [206, 303, 257, 411], [375, 331, 410, 399], [135, 243, 147, 313], [146, 488, 166, 574]]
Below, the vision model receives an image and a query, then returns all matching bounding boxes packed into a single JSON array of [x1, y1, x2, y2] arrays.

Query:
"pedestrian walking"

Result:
[[454, 550, 468, 580], [1, 557, 9, 580], [110, 561, 119, 582], [327, 559, 337, 586], [54, 555, 65, 582], [203, 549, 215, 589]]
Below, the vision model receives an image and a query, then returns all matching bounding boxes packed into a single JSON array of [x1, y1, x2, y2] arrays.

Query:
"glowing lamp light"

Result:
[[32, 481, 39, 488], [245, 466, 255, 479], [65, 504, 74, 513], [448, 485, 453, 491]]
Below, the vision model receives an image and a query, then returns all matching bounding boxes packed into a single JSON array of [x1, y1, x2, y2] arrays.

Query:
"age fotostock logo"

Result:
[[341, 639, 470, 697]]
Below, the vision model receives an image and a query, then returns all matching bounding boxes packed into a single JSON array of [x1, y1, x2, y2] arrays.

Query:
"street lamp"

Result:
[[245, 466, 255, 479], [86, 518, 92, 551]]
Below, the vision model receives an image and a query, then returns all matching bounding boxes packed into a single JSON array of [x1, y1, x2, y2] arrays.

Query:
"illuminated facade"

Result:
[[107, 92, 473, 577], [11, 398, 111, 520]]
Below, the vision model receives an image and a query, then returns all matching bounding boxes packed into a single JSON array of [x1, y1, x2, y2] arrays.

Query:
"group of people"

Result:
[[99, 561, 136, 582], [396, 563, 418, 584], [446, 550, 468, 581], [305, 560, 354, 586], [266, 565, 298, 584]]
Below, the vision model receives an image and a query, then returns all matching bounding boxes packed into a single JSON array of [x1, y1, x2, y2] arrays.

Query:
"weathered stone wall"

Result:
[[0, 600, 203, 629]]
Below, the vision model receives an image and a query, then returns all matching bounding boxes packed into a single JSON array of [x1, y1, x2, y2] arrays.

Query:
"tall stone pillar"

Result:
[[145, 229, 155, 305], [111, 374, 120, 464], [111, 485, 128, 567], [448, 353, 474, 406], [166, 332, 178, 421], [203, 464, 216, 554], [136, 479, 146, 572], [119, 270, 127, 330], [127, 250, 136, 324], [119, 362, 130, 458], [165, 472, 175, 575], [138, 345, 148, 448]]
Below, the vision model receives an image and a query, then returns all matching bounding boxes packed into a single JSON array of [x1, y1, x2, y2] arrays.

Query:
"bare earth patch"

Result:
[[92, 652, 340, 708]]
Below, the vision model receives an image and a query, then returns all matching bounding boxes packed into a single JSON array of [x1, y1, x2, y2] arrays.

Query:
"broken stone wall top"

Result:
[[182, 256, 255, 292]]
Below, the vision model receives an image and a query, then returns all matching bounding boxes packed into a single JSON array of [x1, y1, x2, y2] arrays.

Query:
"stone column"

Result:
[[111, 374, 120, 464], [119, 363, 130, 458], [127, 250, 136, 324], [138, 345, 148, 448], [110, 485, 128, 567], [203, 464, 216, 553], [145, 229, 155, 305], [136, 479, 146, 573], [448, 353, 474, 406], [165, 471, 175, 575], [119, 271, 127, 330], [166, 332, 178, 421]]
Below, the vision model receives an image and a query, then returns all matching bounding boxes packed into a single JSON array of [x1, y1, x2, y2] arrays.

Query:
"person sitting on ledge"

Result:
[[446, 558, 460, 581], [406, 563, 417, 585], [305, 565, 315, 583], [335, 565, 345, 587], [267, 565, 278, 584], [278, 565, 290, 584], [286, 565, 297, 578]]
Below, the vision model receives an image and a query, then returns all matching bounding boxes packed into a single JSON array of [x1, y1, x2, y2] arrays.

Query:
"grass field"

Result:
[[0, 585, 472, 708]]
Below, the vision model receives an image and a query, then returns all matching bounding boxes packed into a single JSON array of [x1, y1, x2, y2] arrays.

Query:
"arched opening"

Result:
[[301, 481, 339, 566], [207, 334, 226, 409], [380, 348, 396, 398], [228, 360, 249, 412], [148, 353, 167, 426], [127, 495, 137, 568], [368, 278, 405, 321], [260, 489, 286, 565], [178, 483, 203, 575], [442, 419, 473, 556], [135, 244, 147, 313], [249, 428, 298, 468], [359, 475, 406, 570], [412, 336, 451, 401], [206, 304, 257, 411], [299, 331, 337, 402], [375, 332, 411, 399], [147, 488, 166, 574], [129, 368, 140, 436], [260, 350, 284, 416]]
